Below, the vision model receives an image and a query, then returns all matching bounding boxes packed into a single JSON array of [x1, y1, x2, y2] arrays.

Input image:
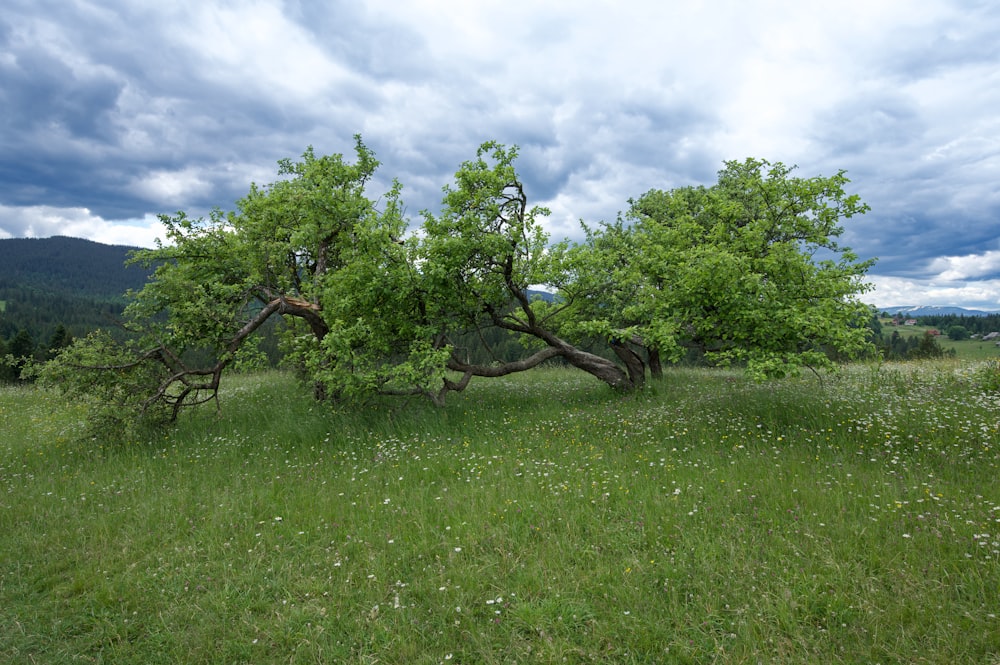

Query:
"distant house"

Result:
[[984, 332, 1000, 341], [904, 319, 918, 326], [927, 329, 941, 336]]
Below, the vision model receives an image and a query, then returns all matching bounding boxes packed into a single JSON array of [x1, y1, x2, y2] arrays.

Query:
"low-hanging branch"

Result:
[[67, 294, 329, 422]]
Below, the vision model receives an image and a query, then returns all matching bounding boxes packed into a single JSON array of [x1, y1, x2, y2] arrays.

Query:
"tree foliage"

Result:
[[946, 325, 970, 341], [562, 159, 875, 380], [40, 139, 875, 433]]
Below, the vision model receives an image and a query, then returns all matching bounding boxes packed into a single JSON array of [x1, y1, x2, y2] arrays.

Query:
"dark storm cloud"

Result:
[[0, 47, 121, 140], [0, 0, 402, 226]]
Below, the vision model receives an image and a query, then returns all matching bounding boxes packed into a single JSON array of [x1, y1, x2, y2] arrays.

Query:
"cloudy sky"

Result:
[[2, 1, 999, 309]]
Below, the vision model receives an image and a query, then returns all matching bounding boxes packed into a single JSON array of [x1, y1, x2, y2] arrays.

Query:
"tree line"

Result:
[[870, 329, 951, 361], [898, 313, 1000, 338], [0, 287, 125, 342]]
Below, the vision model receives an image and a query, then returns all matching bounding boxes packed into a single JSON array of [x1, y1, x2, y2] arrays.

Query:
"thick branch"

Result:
[[271, 295, 329, 341], [446, 345, 562, 377]]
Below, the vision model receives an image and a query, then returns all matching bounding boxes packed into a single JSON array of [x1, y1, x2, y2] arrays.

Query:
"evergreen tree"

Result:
[[47, 324, 74, 359], [0, 336, 11, 382], [7, 328, 36, 381]]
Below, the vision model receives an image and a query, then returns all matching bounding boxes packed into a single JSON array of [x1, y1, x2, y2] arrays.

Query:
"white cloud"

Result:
[[176, 1, 363, 103], [926, 250, 1000, 281], [130, 168, 214, 205], [0, 205, 163, 247], [867, 274, 1000, 310]]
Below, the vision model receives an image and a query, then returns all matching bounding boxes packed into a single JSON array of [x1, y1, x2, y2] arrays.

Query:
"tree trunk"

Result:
[[557, 340, 637, 390], [609, 340, 646, 389], [647, 347, 663, 379]]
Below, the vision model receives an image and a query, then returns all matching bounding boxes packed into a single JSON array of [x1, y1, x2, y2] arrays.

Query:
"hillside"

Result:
[[0, 236, 149, 299], [0, 236, 152, 344]]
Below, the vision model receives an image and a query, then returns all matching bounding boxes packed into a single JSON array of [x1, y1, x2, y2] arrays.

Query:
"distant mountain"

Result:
[[0, 236, 152, 343], [879, 305, 999, 317]]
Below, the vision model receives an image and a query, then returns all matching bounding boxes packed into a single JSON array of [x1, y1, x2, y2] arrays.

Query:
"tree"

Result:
[[913, 331, 946, 359], [46, 324, 74, 359], [41, 141, 875, 433], [40, 136, 400, 427], [0, 335, 11, 383], [947, 325, 970, 341], [3, 328, 37, 381], [561, 159, 875, 379], [9, 328, 36, 360], [417, 142, 644, 393]]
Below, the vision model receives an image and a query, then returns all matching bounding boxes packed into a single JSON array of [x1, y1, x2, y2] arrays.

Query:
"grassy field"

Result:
[[880, 319, 1000, 361], [1, 362, 999, 663]]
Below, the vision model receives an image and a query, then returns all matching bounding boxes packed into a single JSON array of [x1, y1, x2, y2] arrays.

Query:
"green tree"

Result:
[[0, 335, 11, 383], [46, 324, 74, 359], [8, 328, 35, 359], [6, 328, 36, 381], [562, 159, 875, 379], [913, 331, 946, 359], [40, 137, 397, 426], [417, 142, 644, 393], [41, 141, 875, 432], [946, 325, 970, 341]]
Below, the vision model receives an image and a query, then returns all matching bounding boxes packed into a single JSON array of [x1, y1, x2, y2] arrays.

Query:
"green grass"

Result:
[[2, 363, 999, 663], [881, 319, 1000, 360]]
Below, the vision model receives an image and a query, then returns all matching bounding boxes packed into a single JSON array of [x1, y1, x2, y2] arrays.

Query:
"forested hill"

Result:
[[0, 236, 148, 299], [0, 236, 153, 347]]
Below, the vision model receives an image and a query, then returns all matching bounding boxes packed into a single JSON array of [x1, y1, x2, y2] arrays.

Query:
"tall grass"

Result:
[[1, 363, 998, 663]]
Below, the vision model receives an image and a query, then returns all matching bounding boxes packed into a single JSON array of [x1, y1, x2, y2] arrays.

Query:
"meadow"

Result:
[[1, 361, 998, 664], [880, 319, 1000, 361]]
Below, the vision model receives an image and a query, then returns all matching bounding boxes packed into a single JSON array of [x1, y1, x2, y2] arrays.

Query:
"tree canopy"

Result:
[[563, 159, 874, 380], [41, 137, 875, 433]]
